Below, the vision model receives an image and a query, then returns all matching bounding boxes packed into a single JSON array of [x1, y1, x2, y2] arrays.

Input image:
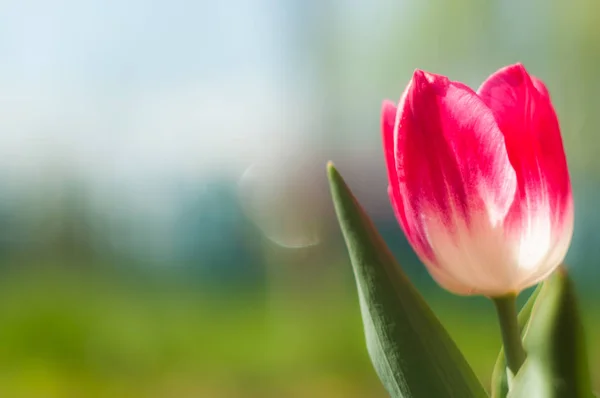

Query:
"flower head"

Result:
[[382, 63, 573, 296]]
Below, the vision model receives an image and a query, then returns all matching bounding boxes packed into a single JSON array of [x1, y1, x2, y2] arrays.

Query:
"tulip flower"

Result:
[[328, 63, 588, 397], [381, 63, 573, 297]]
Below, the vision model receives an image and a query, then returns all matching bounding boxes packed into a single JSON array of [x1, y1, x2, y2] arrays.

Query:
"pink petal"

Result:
[[477, 64, 573, 259], [398, 70, 516, 233], [381, 99, 401, 222], [381, 96, 433, 260], [381, 100, 406, 227]]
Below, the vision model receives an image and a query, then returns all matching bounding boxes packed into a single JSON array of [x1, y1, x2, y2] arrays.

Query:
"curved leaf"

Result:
[[327, 163, 487, 398], [508, 269, 593, 398]]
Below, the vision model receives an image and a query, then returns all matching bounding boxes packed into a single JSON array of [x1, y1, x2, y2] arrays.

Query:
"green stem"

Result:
[[492, 294, 526, 376]]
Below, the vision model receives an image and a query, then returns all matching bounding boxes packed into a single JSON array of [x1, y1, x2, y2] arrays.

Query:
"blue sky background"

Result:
[[0, 0, 294, 185]]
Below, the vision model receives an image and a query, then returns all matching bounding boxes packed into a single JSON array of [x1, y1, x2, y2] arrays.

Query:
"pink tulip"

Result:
[[382, 63, 573, 296]]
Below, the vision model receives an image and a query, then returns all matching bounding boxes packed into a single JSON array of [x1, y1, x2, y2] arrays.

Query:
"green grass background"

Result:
[[0, 262, 597, 398]]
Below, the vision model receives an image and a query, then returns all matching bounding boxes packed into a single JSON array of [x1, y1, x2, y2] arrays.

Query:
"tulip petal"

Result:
[[478, 64, 573, 285], [384, 100, 475, 294], [382, 93, 437, 263], [381, 99, 405, 228], [529, 76, 573, 230], [400, 71, 517, 228]]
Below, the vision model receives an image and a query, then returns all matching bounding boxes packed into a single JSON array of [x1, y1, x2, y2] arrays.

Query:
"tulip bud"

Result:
[[382, 63, 573, 296]]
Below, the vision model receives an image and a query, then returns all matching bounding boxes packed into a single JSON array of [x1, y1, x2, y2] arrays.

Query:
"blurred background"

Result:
[[1, 0, 600, 397]]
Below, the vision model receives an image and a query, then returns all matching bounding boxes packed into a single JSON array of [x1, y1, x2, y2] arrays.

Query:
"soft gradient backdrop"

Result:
[[0, 0, 599, 397]]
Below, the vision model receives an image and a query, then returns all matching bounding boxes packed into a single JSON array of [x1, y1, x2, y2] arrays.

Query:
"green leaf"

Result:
[[491, 284, 543, 398], [508, 269, 593, 398], [327, 163, 487, 398]]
